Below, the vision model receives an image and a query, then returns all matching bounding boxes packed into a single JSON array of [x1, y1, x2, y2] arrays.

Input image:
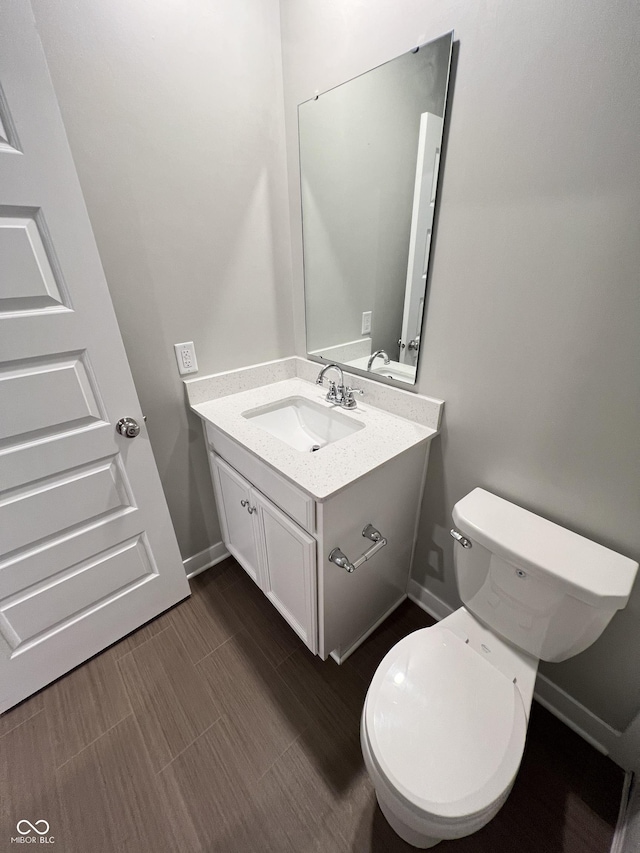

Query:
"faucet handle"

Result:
[[342, 386, 364, 409]]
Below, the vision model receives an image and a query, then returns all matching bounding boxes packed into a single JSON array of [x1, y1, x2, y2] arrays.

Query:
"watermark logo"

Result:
[[16, 822, 49, 836], [11, 820, 54, 844]]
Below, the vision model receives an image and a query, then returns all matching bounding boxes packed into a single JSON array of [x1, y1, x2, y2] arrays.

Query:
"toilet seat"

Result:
[[364, 625, 527, 821]]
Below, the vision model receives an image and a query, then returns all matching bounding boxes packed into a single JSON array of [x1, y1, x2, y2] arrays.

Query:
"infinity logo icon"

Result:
[[16, 820, 50, 836]]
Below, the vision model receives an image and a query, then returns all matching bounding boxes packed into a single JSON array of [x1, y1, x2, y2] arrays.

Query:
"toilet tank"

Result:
[[451, 489, 638, 662]]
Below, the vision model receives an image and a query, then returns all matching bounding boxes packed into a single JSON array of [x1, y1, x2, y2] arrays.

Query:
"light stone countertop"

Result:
[[191, 377, 438, 500]]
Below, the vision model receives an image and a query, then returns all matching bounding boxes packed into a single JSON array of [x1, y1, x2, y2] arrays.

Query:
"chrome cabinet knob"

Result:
[[116, 417, 141, 438]]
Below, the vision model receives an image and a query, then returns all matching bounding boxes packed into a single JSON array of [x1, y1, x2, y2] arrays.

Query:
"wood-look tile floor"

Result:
[[0, 557, 623, 852]]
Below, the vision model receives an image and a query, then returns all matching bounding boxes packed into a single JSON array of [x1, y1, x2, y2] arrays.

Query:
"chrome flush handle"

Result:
[[450, 528, 472, 549]]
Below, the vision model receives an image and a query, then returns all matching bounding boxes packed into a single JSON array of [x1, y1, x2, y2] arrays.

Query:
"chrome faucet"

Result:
[[315, 363, 364, 409], [315, 363, 344, 404], [367, 350, 391, 371]]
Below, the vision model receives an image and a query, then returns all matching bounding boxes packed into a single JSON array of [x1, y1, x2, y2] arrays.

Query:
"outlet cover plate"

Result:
[[174, 341, 198, 375]]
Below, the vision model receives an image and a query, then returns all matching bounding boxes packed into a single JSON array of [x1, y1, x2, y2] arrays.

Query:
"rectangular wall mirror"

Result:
[[299, 31, 454, 388]]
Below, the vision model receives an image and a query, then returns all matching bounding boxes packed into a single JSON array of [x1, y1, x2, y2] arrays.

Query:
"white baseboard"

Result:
[[611, 772, 635, 853], [407, 578, 624, 763], [183, 542, 230, 579], [407, 578, 454, 621], [533, 673, 620, 755]]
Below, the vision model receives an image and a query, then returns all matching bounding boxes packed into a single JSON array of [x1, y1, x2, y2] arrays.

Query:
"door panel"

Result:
[[1, 456, 132, 557], [0, 1, 189, 712], [0, 352, 101, 442], [0, 211, 69, 313], [0, 535, 155, 651], [256, 493, 317, 653], [210, 454, 262, 586]]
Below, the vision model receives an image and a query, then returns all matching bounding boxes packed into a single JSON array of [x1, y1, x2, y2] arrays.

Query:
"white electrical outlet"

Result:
[[361, 311, 372, 335], [174, 341, 198, 375]]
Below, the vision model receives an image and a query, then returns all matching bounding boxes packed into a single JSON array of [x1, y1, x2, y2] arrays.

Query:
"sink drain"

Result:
[[310, 445, 321, 452]]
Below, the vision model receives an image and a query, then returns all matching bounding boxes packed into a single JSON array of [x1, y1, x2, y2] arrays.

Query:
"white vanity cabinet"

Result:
[[204, 417, 431, 663], [210, 453, 318, 653]]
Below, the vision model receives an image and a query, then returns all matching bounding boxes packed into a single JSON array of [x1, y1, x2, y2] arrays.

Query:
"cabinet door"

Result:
[[255, 492, 317, 653], [210, 454, 262, 586]]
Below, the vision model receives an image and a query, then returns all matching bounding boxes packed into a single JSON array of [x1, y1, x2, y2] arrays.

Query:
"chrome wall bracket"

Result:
[[329, 524, 388, 573]]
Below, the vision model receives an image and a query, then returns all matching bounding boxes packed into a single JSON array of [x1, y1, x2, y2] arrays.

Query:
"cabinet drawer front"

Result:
[[205, 423, 315, 534]]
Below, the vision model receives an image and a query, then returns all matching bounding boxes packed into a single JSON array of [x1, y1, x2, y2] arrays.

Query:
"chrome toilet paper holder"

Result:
[[329, 524, 387, 573]]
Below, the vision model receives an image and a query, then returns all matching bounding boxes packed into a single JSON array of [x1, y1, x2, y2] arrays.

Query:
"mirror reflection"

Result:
[[299, 31, 453, 387]]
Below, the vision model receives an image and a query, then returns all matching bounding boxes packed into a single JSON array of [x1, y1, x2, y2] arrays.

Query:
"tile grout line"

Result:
[[118, 622, 204, 767], [256, 731, 306, 783], [192, 625, 312, 785], [274, 646, 300, 671], [155, 716, 223, 777], [194, 628, 246, 667], [191, 622, 243, 667], [55, 712, 135, 772], [114, 623, 174, 662], [217, 575, 304, 671], [114, 625, 176, 715], [0, 706, 45, 740], [54, 624, 183, 772], [118, 620, 226, 779]]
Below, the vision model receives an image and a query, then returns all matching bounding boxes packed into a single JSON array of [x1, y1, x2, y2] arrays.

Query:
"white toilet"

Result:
[[361, 488, 638, 848]]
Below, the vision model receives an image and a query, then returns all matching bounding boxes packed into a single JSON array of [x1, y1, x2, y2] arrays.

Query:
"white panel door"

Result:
[[255, 492, 317, 653], [210, 455, 262, 586], [0, 2, 189, 712]]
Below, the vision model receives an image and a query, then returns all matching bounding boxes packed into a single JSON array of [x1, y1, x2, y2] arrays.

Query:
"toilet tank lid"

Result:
[[452, 489, 638, 608]]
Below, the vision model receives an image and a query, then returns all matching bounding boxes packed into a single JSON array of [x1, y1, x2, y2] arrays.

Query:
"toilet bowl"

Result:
[[361, 608, 536, 847], [362, 488, 638, 848]]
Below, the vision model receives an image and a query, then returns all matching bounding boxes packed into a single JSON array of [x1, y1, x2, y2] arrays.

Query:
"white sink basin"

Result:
[[242, 396, 364, 452]]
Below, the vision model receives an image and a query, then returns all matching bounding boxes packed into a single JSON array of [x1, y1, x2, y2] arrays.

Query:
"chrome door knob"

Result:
[[116, 417, 141, 438]]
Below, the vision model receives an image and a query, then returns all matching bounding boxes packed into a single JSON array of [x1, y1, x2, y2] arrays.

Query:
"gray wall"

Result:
[[32, 0, 295, 562], [281, 0, 640, 731]]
